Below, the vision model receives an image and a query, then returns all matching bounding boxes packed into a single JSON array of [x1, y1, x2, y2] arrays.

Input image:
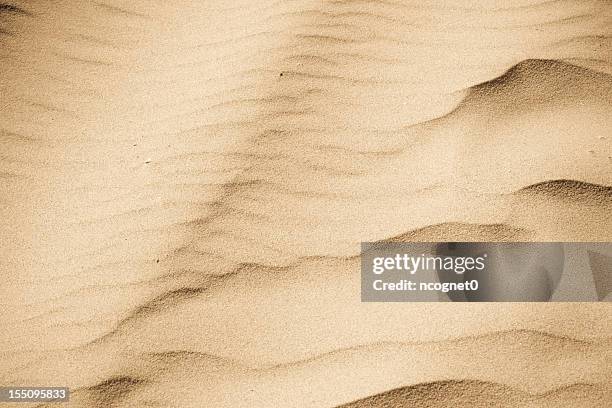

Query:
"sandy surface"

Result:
[[0, 0, 611, 407]]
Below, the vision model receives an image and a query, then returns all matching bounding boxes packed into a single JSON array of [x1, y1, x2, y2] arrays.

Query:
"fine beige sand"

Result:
[[0, 0, 611, 407]]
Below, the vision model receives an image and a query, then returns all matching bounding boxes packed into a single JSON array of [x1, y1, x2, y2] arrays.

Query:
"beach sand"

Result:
[[0, 0, 611, 406]]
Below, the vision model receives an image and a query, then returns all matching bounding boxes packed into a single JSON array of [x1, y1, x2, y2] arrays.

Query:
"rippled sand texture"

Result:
[[0, 0, 611, 407]]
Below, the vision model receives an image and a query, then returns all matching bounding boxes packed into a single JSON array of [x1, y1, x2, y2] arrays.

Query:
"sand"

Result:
[[0, 0, 610, 407]]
